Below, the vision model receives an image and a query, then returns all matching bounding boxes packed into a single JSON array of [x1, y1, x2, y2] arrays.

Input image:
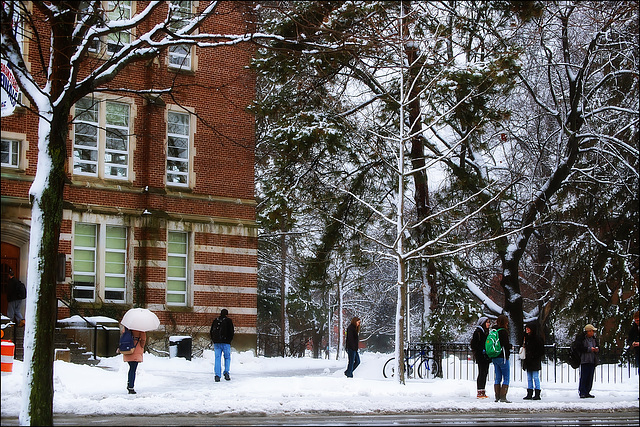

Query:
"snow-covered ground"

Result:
[[1, 350, 638, 417]]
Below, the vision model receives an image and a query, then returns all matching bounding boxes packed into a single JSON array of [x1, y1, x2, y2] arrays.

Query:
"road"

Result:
[[2, 410, 639, 426]]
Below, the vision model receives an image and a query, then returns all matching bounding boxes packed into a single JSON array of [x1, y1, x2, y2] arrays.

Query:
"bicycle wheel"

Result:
[[383, 357, 396, 378], [383, 357, 413, 378], [418, 357, 440, 379]]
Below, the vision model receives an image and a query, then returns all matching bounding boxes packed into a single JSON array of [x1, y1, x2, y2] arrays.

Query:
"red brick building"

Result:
[[1, 1, 257, 350]]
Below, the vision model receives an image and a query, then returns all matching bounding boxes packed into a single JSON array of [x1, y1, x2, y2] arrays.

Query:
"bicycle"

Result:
[[383, 342, 440, 379]]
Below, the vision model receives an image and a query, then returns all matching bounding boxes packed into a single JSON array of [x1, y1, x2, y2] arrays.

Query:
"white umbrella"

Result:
[[120, 308, 160, 332]]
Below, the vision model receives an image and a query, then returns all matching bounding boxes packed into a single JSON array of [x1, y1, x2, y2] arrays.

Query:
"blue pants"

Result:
[[492, 357, 510, 385], [127, 361, 138, 388], [579, 363, 596, 397], [214, 343, 231, 377], [527, 370, 540, 390], [7, 300, 24, 323], [345, 349, 360, 377]]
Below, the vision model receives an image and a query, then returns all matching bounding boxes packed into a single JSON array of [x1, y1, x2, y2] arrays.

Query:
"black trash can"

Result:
[[169, 336, 192, 360]]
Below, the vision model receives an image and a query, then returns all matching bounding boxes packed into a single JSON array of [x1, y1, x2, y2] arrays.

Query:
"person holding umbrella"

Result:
[[119, 308, 159, 394], [122, 328, 146, 394]]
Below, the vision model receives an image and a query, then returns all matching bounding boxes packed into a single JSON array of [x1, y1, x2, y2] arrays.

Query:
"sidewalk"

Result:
[[3, 410, 639, 426]]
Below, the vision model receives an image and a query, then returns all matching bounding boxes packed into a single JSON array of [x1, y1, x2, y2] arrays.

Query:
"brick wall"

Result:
[[1, 1, 258, 351]]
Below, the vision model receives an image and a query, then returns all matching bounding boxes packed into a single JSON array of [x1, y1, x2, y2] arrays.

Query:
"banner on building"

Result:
[[1, 60, 21, 117]]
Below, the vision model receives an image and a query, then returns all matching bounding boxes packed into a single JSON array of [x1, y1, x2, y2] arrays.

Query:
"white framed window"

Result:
[[73, 96, 131, 180], [106, 1, 132, 54], [166, 110, 190, 186], [72, 222, 128, 303], [1, 138, 20, 168], [87, 1, 134, 55], [167, 231, 188, 306], [104, 226, 127, 302], [73, 223, 98, 301], [168, 1, 193, 70]]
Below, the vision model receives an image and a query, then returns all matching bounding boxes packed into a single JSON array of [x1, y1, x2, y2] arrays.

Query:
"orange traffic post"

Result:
[[1, 340, 16, 373]]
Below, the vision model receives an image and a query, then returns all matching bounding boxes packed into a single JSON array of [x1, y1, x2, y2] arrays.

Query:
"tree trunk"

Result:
[[336, 278, 343, 360], [22, 110, 68, 426], [280, 233, 287, 357], [396, 258, 407, 384], [500, 259, 525, 344], [404, 7, 439, 352]]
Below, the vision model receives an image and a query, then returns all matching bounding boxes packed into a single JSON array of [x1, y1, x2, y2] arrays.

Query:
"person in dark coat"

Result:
[[491, 314, 513, 402], [627, 311, 639, 375], [470, 316, 491, 398], [210, 308, 234, 382], [6, 269, 25, 327], [573, 324, 600, 398], [344, 316, 361, 378], [521, 322, 545, 400]]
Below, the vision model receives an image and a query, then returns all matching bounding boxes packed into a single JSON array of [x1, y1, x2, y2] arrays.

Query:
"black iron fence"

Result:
[[432, 342, 638, 384]]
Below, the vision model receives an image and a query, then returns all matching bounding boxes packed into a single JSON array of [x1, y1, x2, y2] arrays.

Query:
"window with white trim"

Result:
[[73, 223, 98, 301], [88, 1, 133, 55], [1, 138, 20, 168], [72, 223, 128, 303], [73, 96, 131, 179], [104, 226, 127, 302], [166, 110, 190, 186], [167, 231, 188, 305], [168, 1, 193, 70], [106, 1, 132, 54]]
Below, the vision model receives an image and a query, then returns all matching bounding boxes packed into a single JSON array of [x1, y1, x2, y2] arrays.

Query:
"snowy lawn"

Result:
[[1, 350, 638, 417]]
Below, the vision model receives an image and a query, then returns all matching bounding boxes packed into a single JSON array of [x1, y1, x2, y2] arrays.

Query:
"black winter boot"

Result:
[[523, 389, 533, 400], [494, 384, 501, 402], [533, 389, 541, 400]]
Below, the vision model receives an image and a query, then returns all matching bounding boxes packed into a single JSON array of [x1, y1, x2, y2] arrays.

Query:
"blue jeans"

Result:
[[127, 361, 138, 388], [527, 370, 540, 390], [7, 300, 24, 323], [492, 357, 510, 385], [579, 363, 596, 397], [345, 349, 360, 377], [214, 343, 231, 377]]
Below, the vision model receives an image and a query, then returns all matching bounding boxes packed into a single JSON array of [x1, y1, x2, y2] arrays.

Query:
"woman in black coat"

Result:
[[521, 322, 545, 400], [470, 316, 491, 398], [344, 317, 361, 378]]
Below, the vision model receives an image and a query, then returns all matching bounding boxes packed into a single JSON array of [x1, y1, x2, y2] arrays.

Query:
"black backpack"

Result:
[[210, 317, 223, 342], [569, 337, 581, 369], [16, 280, 27, 299]]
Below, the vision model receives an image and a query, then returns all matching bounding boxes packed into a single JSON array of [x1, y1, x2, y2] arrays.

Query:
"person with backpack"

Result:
[[121, 328, 146, 394], [470, 316, 491, 398], [573, 323, 600, 398], [210, 308, 234, 382], [6, 269, 26, 327], [488, 314, 513, 402], [521, 322, 545, 400]]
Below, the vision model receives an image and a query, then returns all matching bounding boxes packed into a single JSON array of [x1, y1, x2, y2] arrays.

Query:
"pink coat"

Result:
[[122, 330, 146, 363]]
